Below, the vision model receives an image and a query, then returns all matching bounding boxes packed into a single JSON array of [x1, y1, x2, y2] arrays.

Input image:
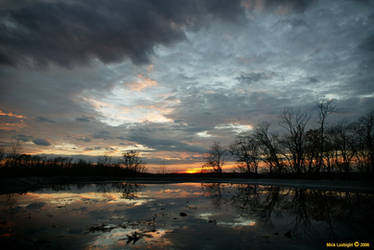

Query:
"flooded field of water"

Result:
[[0, 182, 373, 249]]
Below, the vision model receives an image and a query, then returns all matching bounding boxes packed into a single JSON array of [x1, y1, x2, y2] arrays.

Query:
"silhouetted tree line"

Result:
[[0, 147, 147, 177], [204, 100, 374, 177]]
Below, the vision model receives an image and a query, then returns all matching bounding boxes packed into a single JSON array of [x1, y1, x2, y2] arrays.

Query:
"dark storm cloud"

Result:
[[124, 123, 206, 152], [260, 0, 317, 12], [0, 0, 243, 67], [128, 134, 205, 153], [0, 62, 116, 119], [358, 33, 374, 62], [1, 0, 372, 169], [32, 138, 51, 146], [0, 0, 319, 68], [167, 87, 293, 129]]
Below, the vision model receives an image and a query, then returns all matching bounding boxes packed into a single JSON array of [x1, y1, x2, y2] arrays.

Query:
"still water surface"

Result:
[[0, 182, 373, 249]]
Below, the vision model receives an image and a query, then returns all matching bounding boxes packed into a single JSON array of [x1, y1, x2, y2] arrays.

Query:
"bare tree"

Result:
[[97, 154, 113, 167], [0, 147, 5, 165], [230, 133, 260, 174], [355, 110, 374, 173], [280, 108, 310, 175], [304, 128, 320, 174], [254, 122, 283, 174], [316, 99, 335, 172], [327, 122, 357, 174], [122, 150, 146, 173], [6, 140, 22, 167], [203, 141, 226, 174]]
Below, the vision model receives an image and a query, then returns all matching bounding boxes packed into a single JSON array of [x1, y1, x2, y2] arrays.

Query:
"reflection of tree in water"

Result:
[[288, 189, 313, 238], [3, 193, 18, 209], [231, 184, 260, 213], [47, 182, 92, 192], [48, 183, 72, 192], [309, 190, 341, 240], [262, 186, 281, 227], [201, 183, 224, 208], [307, 190, 373, 241], [93, 182, 143, 199], [111, 182, 144, 199], [230, 185, 283, 228], [206, 183, 374, 241]]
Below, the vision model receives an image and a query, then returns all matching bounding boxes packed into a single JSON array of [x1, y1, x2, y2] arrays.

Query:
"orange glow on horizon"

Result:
[[148, 161, 238, 174], [0, 121, 26, 130], [0, 109, 25, 119]]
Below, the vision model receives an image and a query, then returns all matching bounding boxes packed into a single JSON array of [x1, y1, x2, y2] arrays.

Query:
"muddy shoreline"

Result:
[[1, 176, 373, 194]]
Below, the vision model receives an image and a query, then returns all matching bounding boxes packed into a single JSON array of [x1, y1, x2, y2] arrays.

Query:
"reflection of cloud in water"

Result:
[[198, 212, 214, 221], [89, 227, 133, 249], [1, 182, 373, 250], [198, 212, 256, 227], [107, 199, 151, 206], [138, 189, 203, 199], [23, 192, 151, 207], [217, 217, 256, 227]]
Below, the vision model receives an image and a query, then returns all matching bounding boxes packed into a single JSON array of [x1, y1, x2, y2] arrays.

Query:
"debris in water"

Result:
[[208, 219, 216, 224], [89, 224, 116, 232], [126, 231, 141, 245], [124, 231, 154, 245]]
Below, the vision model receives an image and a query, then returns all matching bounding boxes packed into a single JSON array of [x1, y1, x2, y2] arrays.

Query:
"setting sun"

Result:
[[184, 168, 201, 174]]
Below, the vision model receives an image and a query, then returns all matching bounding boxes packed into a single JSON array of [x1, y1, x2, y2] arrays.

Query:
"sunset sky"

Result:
[[0, 0, 373, 172]]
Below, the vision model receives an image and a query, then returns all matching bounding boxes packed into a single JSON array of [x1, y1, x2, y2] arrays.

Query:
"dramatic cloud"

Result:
[[0, 0, 319, 68], [0, 0, 373, 172], [0, 0, 241, 67]]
